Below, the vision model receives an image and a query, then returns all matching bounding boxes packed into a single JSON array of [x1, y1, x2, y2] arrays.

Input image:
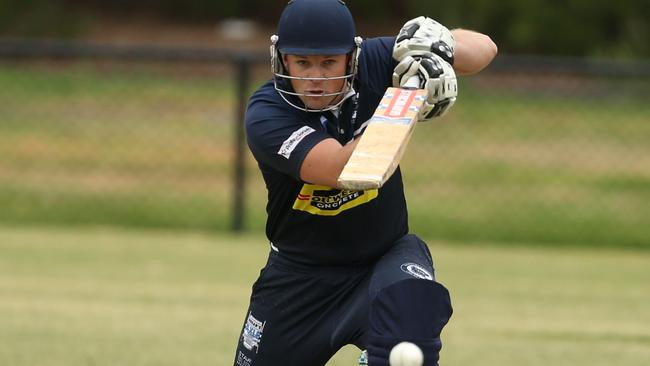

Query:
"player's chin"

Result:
[[301, 96, 331, 110]]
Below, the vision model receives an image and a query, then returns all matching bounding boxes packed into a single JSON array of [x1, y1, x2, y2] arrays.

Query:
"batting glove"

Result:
[[393, 16, 455, 65], [393, 53, 457, 120]]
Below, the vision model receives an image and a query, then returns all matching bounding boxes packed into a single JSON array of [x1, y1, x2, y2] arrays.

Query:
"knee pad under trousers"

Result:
[[366, 279, 453, 366]]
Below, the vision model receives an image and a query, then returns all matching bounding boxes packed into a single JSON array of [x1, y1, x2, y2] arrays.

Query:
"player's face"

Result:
[[283, 54, 348, 110]]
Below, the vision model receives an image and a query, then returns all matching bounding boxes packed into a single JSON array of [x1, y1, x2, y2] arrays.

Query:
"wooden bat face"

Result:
[[338, 87, 427, 190]]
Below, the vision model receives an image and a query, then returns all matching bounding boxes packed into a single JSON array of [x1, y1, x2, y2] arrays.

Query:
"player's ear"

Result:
[[281, 54, 290, 73]]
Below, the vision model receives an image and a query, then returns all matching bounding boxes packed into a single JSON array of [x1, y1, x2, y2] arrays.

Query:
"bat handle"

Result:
[[403, 75, 421, 89]]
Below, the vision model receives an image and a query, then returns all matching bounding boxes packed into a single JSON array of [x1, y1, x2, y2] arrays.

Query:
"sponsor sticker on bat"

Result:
[[383, 89, 416, 118]]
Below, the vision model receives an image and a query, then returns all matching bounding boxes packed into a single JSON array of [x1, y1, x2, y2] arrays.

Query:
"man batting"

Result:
[[233, 1, 497, 365]]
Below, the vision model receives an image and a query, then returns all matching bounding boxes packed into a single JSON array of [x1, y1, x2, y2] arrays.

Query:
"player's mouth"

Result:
[[305, 89, 325, 96], [300, 89, 336, 109]]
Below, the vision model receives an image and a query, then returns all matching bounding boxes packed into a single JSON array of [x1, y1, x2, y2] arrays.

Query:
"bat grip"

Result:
[[403, 75, 421, 89]]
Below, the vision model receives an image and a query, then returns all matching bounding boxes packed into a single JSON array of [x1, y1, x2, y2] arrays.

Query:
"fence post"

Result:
[[232, 57, 250, 232]]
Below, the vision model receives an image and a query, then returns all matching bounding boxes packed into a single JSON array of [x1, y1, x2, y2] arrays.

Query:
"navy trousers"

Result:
[[233, 234, 452, 366]]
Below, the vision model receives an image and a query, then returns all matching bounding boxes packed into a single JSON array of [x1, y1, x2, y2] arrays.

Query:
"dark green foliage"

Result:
[[1, 1, 648, 56], [0, 0, 85, 38]]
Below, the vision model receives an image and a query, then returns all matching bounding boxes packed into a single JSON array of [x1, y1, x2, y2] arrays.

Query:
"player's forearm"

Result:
[[300, 138, 360, 188], [451, 29, 498, 75]]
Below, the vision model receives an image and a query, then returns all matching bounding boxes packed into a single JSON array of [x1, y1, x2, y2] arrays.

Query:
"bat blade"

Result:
[[338, 87, 427, 190]]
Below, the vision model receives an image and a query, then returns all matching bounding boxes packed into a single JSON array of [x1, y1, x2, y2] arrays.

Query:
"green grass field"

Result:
[[1, 62, 649, 248], [0, 226, 648, 366]]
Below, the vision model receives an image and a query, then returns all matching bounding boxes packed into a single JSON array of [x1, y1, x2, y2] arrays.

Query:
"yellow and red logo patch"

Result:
[[292, 184, 378, 216]]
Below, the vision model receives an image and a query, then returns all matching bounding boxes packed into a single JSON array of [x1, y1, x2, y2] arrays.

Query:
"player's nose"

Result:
[[305, 67, 326, 82]]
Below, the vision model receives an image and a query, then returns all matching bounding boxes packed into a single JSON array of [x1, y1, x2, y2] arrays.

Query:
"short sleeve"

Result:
[[245, 90, 330, 180]]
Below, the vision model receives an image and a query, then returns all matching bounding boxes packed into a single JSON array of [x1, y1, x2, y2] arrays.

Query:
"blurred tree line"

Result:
[[0, 0, 648, 57]]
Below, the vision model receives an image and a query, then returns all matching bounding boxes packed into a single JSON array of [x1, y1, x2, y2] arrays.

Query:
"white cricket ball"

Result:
[[389, 341, 424, 366]]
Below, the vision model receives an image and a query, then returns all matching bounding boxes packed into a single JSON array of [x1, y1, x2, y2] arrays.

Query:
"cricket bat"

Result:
[[338, 80, 427, 190]]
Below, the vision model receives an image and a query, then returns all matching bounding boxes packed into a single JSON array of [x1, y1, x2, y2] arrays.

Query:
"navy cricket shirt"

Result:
[[245, 37, 409, 266]]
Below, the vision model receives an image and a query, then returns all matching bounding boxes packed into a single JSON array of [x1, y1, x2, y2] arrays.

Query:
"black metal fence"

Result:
[[0, 38, 267, 232], [1, 38, 649, 248]]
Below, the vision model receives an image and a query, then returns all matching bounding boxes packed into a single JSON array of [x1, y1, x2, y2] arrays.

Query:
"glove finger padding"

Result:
[[420, 94, 456, 120], [395, 16, 426, 44], [392, 53, 457, 121], [392, 55, 423, 88], [421, 57, 456, 102], [418, 55, 457, 120], [393, 16, 455, 65]]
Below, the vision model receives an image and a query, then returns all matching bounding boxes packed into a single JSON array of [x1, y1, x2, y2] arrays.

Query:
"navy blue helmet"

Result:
[[277, 0, 357, 55], [271, 0, 363, 112]]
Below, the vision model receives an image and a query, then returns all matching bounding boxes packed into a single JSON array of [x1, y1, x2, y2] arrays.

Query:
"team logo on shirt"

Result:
[[400, 262, 434, 281], [293, 184, 378, 216], [278, 126, 315, 159], [241, 312, 265, 353]]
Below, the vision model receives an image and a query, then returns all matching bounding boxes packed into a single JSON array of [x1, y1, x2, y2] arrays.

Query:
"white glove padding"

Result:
[[393, 53, 457, 120], [393, 16, 455, 66]]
